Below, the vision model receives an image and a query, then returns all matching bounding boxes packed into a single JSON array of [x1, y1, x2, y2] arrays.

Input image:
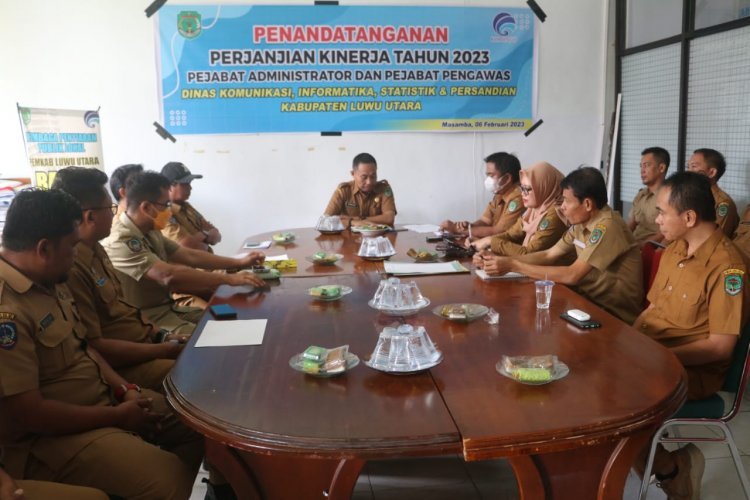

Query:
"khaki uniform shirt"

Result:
[[634, 228, 748, 400], [480, 185, 524, 234], [490, 205, 567, 256], [0, 258, 117, 476], [162, 201, 215, 252], [713, 184, 739, 237], [551, 205, 643, 324], [67, 242, 151, 343], [102, 214, 179, 311], [324, 180, 396, 220], [734, 204, 750, 264], [630, 187, 660, 243]]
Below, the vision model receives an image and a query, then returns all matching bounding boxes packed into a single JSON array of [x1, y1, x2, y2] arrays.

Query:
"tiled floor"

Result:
[[189, 388, 750, 499]]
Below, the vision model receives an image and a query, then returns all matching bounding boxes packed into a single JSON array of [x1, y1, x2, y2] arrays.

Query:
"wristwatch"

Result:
[[114, 383, 142, 402]]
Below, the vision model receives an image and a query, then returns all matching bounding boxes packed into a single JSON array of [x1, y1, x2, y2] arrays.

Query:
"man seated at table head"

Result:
[[686, 148, 739, 237], [160, 161, 221, 253], [102, 171, 267, 322], [440, 152, 523, 239], [475, 166, 643, 324], [628, 146, 670, 245], [734, 203, 750, 264], [323, 152, 396, 228], [468, 161, 568, 256], [109, 163, 143, 217], [51, 167, 187, 392], [633, 171, 749, 498], [0, 189, 203, 499]]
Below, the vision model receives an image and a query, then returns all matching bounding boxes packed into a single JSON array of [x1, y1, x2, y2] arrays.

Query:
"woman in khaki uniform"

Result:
[[470, 161, 568, 256]]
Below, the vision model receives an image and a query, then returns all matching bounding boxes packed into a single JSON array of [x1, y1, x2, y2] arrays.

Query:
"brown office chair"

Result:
[[640, 241, 664, 307], [638, 322, 750, 499]]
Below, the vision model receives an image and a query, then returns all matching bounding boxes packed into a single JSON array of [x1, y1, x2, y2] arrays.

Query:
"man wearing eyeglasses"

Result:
[[441, 152, 523, 240], [102, 171, 266, 329]]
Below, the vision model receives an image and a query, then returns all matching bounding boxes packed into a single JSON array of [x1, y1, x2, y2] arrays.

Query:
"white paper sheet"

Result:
[[384, 260, 469, 275], [474, 269, 526, 280], [243, 240, 272, 249], [402, 224, 441, 233], [194, 319, 267, 347], [265, 254, 289, 261]]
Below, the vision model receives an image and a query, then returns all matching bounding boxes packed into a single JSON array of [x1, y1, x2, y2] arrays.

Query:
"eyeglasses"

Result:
[[519, 185, 533, 195], [87, 204, 118, 215], [151, 200, 172, 209]]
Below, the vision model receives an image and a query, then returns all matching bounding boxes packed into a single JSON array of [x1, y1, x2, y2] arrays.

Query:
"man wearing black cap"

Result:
[[161, 162, 221, 253]]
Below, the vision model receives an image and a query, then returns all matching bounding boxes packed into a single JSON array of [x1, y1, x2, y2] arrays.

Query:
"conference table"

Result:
[[164, 227, 687, 500]]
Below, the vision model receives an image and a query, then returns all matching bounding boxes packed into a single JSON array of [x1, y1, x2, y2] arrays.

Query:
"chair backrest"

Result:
[[640, 242, 664, 306], [721, 320, 750, 421]]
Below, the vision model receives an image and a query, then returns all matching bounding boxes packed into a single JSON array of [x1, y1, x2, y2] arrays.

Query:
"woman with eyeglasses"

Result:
[[470, 161, 569, 262]]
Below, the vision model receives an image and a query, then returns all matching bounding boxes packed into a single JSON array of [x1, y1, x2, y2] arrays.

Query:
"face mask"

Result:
[[484, 176, 499, 193], [152, 208, 171, 230]]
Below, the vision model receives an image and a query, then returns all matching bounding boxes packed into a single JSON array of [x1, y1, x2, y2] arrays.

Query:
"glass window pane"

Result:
[[626, 0, 683, 48], [685, 25, 750, 210], [696, 0, 750, 30], [620, 44, 681, 207]]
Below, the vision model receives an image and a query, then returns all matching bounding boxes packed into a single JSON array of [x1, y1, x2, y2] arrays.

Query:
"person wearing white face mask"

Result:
[[440, 152, 524, 240]]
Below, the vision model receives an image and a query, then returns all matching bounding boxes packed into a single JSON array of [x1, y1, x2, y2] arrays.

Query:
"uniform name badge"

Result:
[[573, 239, 586, 249]]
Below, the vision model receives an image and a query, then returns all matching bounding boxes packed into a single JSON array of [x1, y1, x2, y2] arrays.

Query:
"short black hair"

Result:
[[352, 153, 377, 169], [125, 171, 171, 212], [110, 164, 143, 201], [560, 166, 608, 209], [641, 147, 671, 171], [2, 189, 82, 251], [484, 152, 521, 183], [51, 167, 109, 208], [661, 171, 716, 223], [693, 148, 726, 180]]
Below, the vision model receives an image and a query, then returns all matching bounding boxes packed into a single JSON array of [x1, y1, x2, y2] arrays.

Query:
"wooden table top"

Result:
[[167, 227, 686, 462]]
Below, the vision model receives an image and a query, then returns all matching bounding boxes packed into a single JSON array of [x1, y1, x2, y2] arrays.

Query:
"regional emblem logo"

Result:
[[177, 11, 202, 39], [724, 269, 745, 296]]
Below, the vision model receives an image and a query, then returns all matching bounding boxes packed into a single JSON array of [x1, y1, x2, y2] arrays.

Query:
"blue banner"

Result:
[[157, 5, 535, 134]]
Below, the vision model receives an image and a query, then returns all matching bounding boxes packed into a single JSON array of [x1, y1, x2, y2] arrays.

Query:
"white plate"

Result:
[[307, 285, 353, 301], [365, 351, 443, 374], [367, 297, 431, 316], [495, 360, 570, 385], [289, 352, 359, 377], [305, 253, 344, 265], [432, 303, 489, 323], [358, 252, 396, 261], [317, 229, 343, 235]]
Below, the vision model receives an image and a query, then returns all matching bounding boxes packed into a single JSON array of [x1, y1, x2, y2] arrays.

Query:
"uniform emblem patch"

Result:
[[169, 216, 177, 224], [589, 224, 607, 245], [718, 203, 729, 218], [0, 322, 18, 350], [95, 277, 107, 287], [127, 239, 143, 253], [539, 218, 550, 230], [724, 268, 744, 296], [508, 200, 519, 212]]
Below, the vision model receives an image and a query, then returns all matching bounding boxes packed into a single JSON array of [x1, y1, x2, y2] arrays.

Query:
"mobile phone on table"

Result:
[[426, 235, 443, 243], [209, 303, 237, 320], [560, 312, 601, 329]]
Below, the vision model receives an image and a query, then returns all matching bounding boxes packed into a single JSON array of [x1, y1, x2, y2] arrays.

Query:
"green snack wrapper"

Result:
[[512, 367, 551, 382]]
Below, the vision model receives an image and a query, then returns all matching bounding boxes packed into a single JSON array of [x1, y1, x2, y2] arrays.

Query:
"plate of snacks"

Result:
[[433, 303, 489, 323], [308, 285, 352, 301], [305, 252, 344, 265], [351, 224, 391, 237], [290, 345, 359, 377], [272, 232, 296, 244], [496, 355, 569, 385], [407, 248, 439, 263]]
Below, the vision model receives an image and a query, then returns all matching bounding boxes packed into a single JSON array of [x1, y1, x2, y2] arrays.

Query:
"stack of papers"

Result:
[[384, 260, 469, 276], [475, 269, 526, 280], [402, 224, 440, 234], [194, 319, 267, 347], [243, 240, 272, 249]]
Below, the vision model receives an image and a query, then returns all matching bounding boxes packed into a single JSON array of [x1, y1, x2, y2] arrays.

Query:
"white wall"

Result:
[[0, 0, 609, 255]]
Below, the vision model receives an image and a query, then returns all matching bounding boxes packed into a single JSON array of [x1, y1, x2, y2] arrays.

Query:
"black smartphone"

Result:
[[209, 303, 237, 320], [426, 235, 443, 243], [560, 312, 601, 329]]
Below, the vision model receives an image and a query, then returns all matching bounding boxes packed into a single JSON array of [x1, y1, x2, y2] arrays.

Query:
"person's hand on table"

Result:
[[440, 220, 469, 234], [227, 271, 266, 288], [472, 251, 487, 269], [482, 255, 513, 276], [469, 235, 492, 251], [238, 251, 265, 268]]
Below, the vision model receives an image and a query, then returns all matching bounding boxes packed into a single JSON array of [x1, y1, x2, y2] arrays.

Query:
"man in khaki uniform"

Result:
[[441, 152, 524, 239], [1, 465, 108, 500], [477, 167, 643, 324], [324, 152, 397, 227], [52, 167, 185, 392], [734, 203, 750, 264], [109, 163, 143, 218], [633, 171, 748, 498], [687, 148, 739, 237], [103, 171, 266, 324], [0, 189, 203, 499], [628, 146, 669, 244]]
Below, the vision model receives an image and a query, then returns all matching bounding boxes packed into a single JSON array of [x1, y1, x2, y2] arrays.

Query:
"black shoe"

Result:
[[203, 478, 238, 500]]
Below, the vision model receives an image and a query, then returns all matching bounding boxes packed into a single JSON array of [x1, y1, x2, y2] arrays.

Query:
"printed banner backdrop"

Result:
[[156, 5, 535, 134], [17, 106, 104, 188]]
